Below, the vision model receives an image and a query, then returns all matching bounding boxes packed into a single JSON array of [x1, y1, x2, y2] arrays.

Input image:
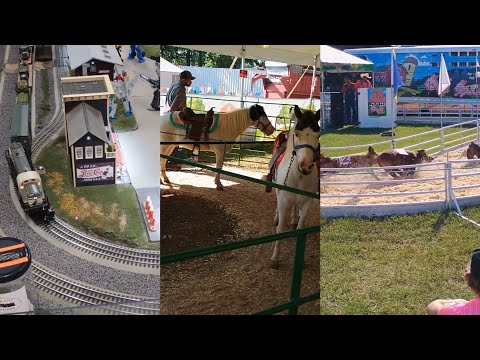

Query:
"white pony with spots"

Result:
[[271, 105, 320, 268], [160, 104, 275, 190]]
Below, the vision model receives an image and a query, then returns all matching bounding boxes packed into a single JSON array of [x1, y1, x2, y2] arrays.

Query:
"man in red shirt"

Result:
[[355, 73, 373, 90]]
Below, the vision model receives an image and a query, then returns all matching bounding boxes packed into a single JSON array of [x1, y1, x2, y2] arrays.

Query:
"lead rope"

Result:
[[284, 134, 296, 186]]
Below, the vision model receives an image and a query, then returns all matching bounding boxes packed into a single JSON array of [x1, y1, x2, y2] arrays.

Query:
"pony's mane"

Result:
[[217, 108, 252, 139], [295, 110, 320, 132]]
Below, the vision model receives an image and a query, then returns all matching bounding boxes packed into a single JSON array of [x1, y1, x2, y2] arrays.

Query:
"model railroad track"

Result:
[[41, 218, 160, 268], [31, 46, 67, 157], [30, 262, 160, 315]]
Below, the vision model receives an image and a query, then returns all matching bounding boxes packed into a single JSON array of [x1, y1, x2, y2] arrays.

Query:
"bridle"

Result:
[[251, 106, 272, 133], [283, 127, 320, 184]]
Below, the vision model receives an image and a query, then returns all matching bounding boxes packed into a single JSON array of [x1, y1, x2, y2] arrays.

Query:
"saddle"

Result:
[[265, 131, 289, 193], [180, 107, 215, 142]]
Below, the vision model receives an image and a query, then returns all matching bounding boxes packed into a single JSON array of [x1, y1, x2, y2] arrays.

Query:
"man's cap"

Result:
[[471, 248, 480, 281], [180, 70, 196, 80], [360, 73, 371, 79]]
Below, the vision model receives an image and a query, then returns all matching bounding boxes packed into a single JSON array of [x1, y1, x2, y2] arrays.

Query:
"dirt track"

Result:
[[160, 166, 319, 315], [320, 146, 480, 206]]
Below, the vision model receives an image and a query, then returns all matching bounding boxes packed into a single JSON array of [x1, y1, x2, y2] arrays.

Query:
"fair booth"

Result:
[[358, 87, 396, 129]]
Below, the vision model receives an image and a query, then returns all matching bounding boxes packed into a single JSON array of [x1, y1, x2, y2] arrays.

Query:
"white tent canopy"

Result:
[[160, 57, 183, 73], [160, 57, 183, 89], [173, 45, 372, 68]]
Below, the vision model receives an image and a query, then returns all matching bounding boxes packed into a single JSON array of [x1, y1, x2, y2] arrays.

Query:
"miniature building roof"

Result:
[[67, 45, 123, 70], [62, 79, 108, 95], [67, 102, 109, 146]]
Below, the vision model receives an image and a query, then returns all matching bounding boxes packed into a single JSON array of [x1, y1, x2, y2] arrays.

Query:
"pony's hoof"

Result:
[[216, 185, 224, 191], [270, 260, 280, 270], [274, 219, 279, 226]]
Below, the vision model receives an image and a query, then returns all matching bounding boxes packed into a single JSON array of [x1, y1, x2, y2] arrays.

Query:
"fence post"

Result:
[[477, 120, 480, 141], [441, 127, 445, 152], [445, 161, 452, 210], [288, 232, 307, 315]]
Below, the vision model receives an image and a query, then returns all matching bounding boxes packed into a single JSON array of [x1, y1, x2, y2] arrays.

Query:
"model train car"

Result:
[[10, 103, 32, 158], [6, 142, 54, 223]]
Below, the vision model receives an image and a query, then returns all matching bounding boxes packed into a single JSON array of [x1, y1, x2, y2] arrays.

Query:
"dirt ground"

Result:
[[320, 146, 480, 206], [160, 166, 319, 315]]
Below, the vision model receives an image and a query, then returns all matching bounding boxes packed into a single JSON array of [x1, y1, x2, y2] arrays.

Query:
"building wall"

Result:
[[71, 134, 116, 187], [346, 46, 480, 99], [74, 60, 115, 81]]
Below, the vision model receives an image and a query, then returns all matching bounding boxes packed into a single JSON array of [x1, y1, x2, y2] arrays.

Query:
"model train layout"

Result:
[[5, 45, 55, 224]]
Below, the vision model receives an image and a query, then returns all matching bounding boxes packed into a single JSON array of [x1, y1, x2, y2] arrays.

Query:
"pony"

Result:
[[467, 141, 480, 159], [160, 104, 275, 190], [270, 105, 320, 269], [319, 147, 378, 169]]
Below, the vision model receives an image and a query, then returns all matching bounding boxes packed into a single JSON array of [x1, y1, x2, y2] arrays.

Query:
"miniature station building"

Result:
[[66, 45, 122, 81], [61, 75, 116, 187]]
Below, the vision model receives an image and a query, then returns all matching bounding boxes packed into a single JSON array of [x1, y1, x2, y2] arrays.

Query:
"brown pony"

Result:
[[377, 149, 433, 178], [319, 146, 378, 169], [467, 141, 480, 159]]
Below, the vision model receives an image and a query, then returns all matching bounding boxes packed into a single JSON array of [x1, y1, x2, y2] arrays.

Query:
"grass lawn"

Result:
[[110, 96, 138, 133], [141, 45, 160, 60], [37, 136, 158, 250], [321, 124, 476, 157], [320, 208, 480, 314]]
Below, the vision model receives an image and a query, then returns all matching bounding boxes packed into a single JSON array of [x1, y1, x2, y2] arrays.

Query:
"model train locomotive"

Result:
[[6, 142, 54, 222], [5, 45, 55, 224]]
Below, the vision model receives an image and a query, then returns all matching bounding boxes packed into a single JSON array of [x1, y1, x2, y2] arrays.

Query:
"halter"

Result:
[[255, 116, 270, 133], [283, 129, 320, 185]]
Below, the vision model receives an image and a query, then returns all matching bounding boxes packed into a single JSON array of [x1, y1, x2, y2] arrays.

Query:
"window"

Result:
[[460, 52, 468, 56], [450, 62, 458, 67], [469, 51, 477, 56], [469, 62, 477, 67], [459, 62, 467, 67], [95, 145, 103, 158], [75, 147, 83, 160], [85, 146, 94, 159], [432, 62, 439, 67], [451, 52, 458, 56]]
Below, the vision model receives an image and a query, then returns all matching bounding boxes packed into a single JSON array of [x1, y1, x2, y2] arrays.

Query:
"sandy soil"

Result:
[[160, 166, 319, 315], [320, 146, 480, 206]]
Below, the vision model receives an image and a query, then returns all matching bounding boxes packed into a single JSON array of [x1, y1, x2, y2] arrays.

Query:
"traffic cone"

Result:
[[144, 196, 151, 212], [149, 216, 157, 231], [148, 209, 154, 220]]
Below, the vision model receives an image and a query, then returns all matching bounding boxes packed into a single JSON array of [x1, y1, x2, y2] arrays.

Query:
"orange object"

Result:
[[149, 217, 157, 231]]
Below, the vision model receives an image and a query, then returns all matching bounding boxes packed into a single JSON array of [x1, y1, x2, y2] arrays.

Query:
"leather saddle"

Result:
[[179, 107, 215, 142]]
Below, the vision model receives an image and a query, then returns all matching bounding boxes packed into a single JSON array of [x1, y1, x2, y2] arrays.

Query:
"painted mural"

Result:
[[367, 88, 387, 116], [354, 51, 480, 99]]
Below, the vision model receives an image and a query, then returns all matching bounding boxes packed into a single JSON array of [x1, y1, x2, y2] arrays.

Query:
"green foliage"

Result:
[[37, 69, 50, 125], [276, 104, 293, 125], [188, 97, 206, 113], [161, 45, 265, 68], [140, 45, 160, 59]]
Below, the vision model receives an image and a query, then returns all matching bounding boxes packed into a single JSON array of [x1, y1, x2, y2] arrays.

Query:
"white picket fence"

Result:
[[320, 158, 480, 218], [321, 119, 480, 158]]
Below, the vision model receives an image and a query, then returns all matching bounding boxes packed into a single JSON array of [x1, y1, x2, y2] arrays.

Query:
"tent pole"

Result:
[[309, 55, 317, 109], [319, 47, 326, 129], [240, 45, 246, 108]]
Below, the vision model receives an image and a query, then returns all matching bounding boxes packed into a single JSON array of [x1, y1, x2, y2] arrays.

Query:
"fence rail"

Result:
[[161, 153, 319, 314], [321, 119, 480, 157], [320, 159, 480, 217]]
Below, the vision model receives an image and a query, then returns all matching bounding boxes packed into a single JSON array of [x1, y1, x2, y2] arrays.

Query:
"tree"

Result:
[[189, 97, 206, 113], [276, 105, 293, 128], [160, 46, 265, 68]]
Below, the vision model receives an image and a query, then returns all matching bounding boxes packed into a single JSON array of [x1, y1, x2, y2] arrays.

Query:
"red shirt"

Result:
[[355, 79, 372, 90]]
